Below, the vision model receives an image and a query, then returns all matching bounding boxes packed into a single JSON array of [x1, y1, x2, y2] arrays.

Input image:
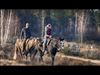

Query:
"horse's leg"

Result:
[[51, 49, 57, 66], [19, 48, 24, 61], [31, 49, 37, 61], [28, 48, 33, 61], [13, 45, 17, 60], [25, 53, 28, 61], [51, 54, 55, 66], [25, 51, 30, 61], [39, 49, 44, 62]]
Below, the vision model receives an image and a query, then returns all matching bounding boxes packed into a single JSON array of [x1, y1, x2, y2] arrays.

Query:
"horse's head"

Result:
[[57, 37, 64, 51], [51, 37, 64, 51]]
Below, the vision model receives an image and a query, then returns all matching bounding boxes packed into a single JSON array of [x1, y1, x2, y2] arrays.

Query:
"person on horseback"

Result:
[[43, 23, 52, 54], [21, 22, 31, 39], [20, 22, 32, 55]]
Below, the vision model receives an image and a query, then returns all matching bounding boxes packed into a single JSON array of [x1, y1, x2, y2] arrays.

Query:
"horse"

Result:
[[13, 38, 43, 61], [38, 37, 65, 65]]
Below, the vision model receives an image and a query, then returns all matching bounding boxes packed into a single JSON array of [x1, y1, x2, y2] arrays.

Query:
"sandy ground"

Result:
[[0, 52, 100, 66], [0, 42, 100, 66]]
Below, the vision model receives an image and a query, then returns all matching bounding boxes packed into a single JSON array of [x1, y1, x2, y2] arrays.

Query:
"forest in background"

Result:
[[0, 9, 100, 47]]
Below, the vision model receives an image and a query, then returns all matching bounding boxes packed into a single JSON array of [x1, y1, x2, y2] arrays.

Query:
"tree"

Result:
[[0, 10, 19, 47], [41, 10, 45, 38], [75, 9, 97, 43], [0, 10, 4, 47]]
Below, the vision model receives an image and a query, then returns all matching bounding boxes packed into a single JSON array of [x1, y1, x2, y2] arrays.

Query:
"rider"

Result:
[[21, 22, 31, 40], [20, 22, 32, 54], [43, 23, 52, 54]]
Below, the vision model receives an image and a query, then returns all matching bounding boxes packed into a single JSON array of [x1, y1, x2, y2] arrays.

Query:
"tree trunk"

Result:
[[4, 10, 12, 44], [0, 10, 19, 47], [76, 10, 97, 43], [41, 10, 45, 38], [0, 10, 4, 47], [44, 10, 51, 25]]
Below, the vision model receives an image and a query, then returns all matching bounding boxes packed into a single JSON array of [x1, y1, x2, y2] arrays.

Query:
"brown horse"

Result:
[[38, 37, 64, 65], [13, 38, 42, 61]]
